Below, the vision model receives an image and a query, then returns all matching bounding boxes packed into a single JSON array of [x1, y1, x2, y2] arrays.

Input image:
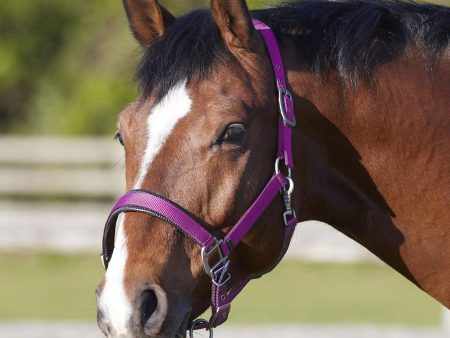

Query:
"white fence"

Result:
[[0, 137, 448, 330], [0, 136, 377, 261], [0, 137, 124, 198]]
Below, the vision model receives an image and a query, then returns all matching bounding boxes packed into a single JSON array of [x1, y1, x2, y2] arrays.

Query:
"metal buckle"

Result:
[[278, 87, 296, 127], [209, 304, 231, 327], [211, 261, 231, 287], [201, 240, 228, 278]]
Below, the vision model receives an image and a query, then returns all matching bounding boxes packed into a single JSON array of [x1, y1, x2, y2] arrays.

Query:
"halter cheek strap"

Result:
[[101, 19, 297, 337], [252, 19, 296, 167]]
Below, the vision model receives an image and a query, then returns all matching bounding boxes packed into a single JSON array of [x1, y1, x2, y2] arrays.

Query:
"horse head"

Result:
[[96, 1, 292, 337]]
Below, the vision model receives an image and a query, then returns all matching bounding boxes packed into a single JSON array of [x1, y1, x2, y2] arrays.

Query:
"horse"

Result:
[[96, 0, 450, 337]]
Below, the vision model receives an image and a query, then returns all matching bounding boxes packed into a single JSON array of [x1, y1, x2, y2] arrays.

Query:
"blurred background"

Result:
[[0, 0, 448, 337]]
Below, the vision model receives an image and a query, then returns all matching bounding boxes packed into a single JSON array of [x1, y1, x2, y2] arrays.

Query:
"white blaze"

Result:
[[134, 81, 193, 189], [99, 82, 192, 335], [98, 215, 131, 336]]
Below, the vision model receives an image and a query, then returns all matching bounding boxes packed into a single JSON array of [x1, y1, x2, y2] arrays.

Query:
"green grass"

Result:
[[0, 253, 442, 325], [230, 260, 441, 325], [0, 253, 102, 321]]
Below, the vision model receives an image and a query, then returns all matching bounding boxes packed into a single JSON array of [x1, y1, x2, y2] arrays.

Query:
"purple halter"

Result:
[[101, 19, 297, 337]]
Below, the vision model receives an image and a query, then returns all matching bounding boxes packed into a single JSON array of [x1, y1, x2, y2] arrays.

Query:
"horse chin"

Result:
[[157, 311, 189, 338], [175, 315, 189, 338]]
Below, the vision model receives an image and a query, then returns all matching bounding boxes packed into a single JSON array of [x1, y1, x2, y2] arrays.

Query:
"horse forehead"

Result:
[[133, 81, 193, 189]]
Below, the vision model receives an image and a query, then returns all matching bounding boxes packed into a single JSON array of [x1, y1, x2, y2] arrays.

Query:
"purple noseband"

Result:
[[101, 19, 298, 337]]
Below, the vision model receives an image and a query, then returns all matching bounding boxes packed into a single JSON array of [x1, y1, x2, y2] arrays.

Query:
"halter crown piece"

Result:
[[101, 19, 298, 338]]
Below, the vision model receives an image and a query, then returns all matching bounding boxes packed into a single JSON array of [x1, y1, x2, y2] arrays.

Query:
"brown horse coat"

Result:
[[97, 1, 450, 337]]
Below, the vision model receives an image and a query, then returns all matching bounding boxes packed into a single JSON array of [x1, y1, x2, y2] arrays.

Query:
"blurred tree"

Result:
[[0, 1, 138, 135], [1, 0, 446, 135], [0, 0, 272, 135]]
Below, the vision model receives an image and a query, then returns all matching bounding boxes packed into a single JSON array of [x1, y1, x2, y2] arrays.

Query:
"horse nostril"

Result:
[[138, 285, 168, 336], [141, 289, 158, 328]]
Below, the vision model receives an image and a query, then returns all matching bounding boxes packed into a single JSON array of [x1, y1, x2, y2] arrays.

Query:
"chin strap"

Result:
[[101, 18, 298, 338]]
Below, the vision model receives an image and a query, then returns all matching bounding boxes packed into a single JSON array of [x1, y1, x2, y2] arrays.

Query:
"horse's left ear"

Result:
[[211, 0, 255, 50]]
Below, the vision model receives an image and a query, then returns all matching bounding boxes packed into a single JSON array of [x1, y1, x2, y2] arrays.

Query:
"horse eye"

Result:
[[218, 124, 246, 145], [114, 131, 125, 147]]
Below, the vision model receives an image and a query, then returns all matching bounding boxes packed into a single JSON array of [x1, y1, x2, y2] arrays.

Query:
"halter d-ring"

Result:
[[274, 157, 292, 177], [189, 318, 213, 338]]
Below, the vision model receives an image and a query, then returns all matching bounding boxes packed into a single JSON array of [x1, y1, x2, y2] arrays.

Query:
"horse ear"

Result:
[[123, 0, 175, 48], [211, 0, 255, 50]]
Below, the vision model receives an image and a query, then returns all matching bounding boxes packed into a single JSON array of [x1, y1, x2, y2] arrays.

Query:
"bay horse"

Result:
[[96, 0, 450, 337]]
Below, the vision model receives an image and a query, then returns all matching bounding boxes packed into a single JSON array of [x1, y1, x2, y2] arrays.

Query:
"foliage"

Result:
[[0, 1, 271, 135], [0, 1, 138, 135], [0, 0, 448, 135]]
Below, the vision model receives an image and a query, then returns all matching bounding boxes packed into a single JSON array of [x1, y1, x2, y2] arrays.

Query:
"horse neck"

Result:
[[285, 45, 450, 306]]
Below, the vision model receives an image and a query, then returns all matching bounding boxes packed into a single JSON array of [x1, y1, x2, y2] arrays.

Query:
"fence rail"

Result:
[[0, 137, 122, 166], [0, 137, 125, 199], [1, 137, 448, 328], [0, 137, 377, 262]]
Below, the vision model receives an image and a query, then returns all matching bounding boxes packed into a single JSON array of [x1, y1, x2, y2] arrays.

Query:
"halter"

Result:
[[101, 19, 297, 337]]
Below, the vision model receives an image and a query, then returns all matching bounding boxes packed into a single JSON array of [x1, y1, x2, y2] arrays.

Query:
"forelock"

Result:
[[137, 9, 232, 103]]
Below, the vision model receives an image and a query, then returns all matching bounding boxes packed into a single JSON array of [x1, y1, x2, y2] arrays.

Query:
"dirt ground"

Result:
[[0, 323, 448, 338]]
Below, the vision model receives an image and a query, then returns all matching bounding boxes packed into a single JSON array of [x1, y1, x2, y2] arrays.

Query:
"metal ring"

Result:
[[285, 176, 294, 195], [275, 157, 281, 175], [275, 157, 292, 177], [189, 319, 213, 338]]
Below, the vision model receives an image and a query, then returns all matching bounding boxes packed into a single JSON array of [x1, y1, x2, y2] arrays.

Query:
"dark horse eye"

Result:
[[218, 124, 246, 145], [114, 131, 125, 147]]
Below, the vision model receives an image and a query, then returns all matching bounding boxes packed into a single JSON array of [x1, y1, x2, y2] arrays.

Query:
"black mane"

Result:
[[138, 0, 450, 100]]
